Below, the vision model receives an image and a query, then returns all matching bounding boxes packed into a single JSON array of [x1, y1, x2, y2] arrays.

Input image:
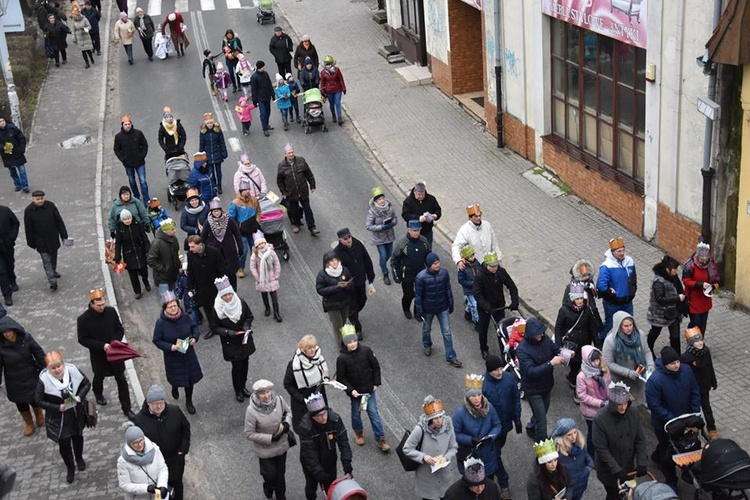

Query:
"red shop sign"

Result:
[[542, 0, 647, 49]]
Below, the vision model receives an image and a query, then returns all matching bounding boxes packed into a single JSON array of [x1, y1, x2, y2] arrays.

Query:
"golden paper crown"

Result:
[[464, 373, 484, 391], [684, 327, 702, 343], [203, 113, 213, 122], [88, 288, 104, 300], [466, 204, 481, 216], [609, 237, 625, 250], [422, 398, 444, 418]]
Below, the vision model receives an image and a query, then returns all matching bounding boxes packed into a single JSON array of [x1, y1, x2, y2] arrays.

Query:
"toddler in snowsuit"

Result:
[[213, 62, 232, 101], [681, 326, 718, 438], [286, 73, 301, 124], [234, 96, 255, 136], [456, 245, 480, 324], [274, 74, 292, 131]]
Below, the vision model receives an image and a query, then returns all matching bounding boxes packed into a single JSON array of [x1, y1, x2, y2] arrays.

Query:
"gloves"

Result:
[[110, 231, 116, 239], [159, 487, 169, 498], [253, 101, 258, 107], [271, 432, 283, 442], [514, 419, 523, 434], [448, 306, 454, 314], [471, 437, 481, 446], [281, 421, 290, 434], [616, 470, 630, 483], [509, 303, 519, 311], [636, 465, 648, 477], [147, 485, 156, 493], [343, 464, 353, 475], [628, 370, 640, 381]]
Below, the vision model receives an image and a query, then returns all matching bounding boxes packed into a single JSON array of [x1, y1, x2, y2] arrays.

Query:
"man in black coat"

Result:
[[472, 252, 519, 359], [0, 118, 29, 193], [0, 204, 19, 306], [391, 220, 430, 320], [298, 394, 353, 499], [269, 26, 294, 78], [186, 235, 226, 335], [334, 228, 374, 340], [76, 288, 135, 419], [113, 115, 150, 201], [147, 218, 180, 294], [23, 190, 68, 291], [250, 61, 275, 136], [134, 384, 191, 500], [276, 143, 319, 235], [401, 180, 441, 247], [593, 382, 648, 500]]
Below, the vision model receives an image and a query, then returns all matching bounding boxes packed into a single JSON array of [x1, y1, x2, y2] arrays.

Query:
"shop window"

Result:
[[400, 0, 419, 35], [550, 19, 645, 185]]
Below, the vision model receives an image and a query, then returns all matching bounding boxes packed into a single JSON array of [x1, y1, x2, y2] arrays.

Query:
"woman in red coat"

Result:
[[682, 242, 720, 335], [319, 55, 346, 126]]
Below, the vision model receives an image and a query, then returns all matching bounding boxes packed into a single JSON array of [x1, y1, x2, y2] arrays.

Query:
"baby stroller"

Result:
[[256, 0, 275, 24], [495, 314, 525, 398], [698, 438, 750, 499], [147, 198, 170, 232], [165, 152, 190, 210], [302, 88, 328, 134], [259, 195, 289, 261]]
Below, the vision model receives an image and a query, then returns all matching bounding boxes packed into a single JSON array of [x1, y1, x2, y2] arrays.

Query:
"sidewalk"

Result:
[[277, 0, 750, 451]]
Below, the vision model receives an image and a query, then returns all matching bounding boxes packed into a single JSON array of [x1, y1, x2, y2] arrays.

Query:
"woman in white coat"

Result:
[[601, 310, 654, 406], [117, 423, 170, 500]]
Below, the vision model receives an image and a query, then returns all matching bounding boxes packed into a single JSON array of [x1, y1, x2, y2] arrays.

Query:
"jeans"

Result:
[[239, 235, 253, 269], [208, 162, 223, 190], [493, 432, 510, 488], [6, 165, 28, 189], [464, 294, 479, 323], [526, 391, 551, 441], [422, 310, 457, 361], [326, 91, 342, 119], [287, 197, 315, 229], [123, 44, 133, 62], [688, 312, 710, 334], [124, 164, 149, 201], [600, 300, 633, 339], [350, 392, 385, 439], [157, 282, 175, 297], [39, 250, 58, 285], [226, 58, 238, 90], [289, 97, 299, 121], [280, 108, 289, 124], [258, 100, 271, 131], [476, 308, 505, 353], [376, 242, 393, 275]]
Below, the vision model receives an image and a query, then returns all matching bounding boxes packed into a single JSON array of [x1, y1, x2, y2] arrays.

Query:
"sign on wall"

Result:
[[541, 0, 647, 49], [460, 0, 482, 10]]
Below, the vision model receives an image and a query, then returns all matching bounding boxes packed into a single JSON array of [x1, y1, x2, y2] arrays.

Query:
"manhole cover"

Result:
[[59, 135, 93, 149]]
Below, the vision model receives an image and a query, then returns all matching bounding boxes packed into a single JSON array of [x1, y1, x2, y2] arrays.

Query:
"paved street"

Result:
[[0, 0, 747, 497]]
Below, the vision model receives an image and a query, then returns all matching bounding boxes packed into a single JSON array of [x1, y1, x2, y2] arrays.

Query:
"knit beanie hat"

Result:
[[550, 418, 577, 439], [425, 252, 439, 267], [660, 346, 680, 365], [119, 11, 128, 20], [485, 354, 503, 373], [119, 209, 133, 221], [146, 385, 166, 403], [124, 423, 145, 444]]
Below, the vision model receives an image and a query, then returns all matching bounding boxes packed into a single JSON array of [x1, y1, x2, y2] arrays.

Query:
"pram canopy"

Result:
[[259, 0, 273, 10], [166, 155, 190, 185], [259, 196, 285, 234], [632, 481, 679, 500], [700, 439, 750, 490], [304, 88, 323, 105]]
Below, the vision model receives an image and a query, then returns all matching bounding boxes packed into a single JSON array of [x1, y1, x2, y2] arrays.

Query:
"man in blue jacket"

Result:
[[596, 237, 637, 346], [414, 252, 462, 367], [516, 317, 564, 441], [645, 346, 701, 491], [187, 151, 216, 205], [482, 355, 521, 499]]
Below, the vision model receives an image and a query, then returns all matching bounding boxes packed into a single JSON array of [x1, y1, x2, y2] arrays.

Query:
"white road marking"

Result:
[[200, 0, 216, 10], [147, 0, 161, 16], [175, 0, 189, 13], [127, 0, 137, 14], [228, 137, 242, 152], [226, 0, 242, 10]]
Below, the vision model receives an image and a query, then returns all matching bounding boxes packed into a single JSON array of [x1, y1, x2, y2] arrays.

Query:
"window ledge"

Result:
[[542, 134, 644, 196]]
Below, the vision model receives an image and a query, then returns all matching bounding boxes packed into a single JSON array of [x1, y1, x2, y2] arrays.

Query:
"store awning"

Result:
[[706, 0, 750, 66]]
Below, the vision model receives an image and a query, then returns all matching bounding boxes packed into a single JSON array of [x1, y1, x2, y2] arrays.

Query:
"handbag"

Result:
[[83, 399, 98, 428], [139, 465, 175, 500], [396, 427, 424, 472]]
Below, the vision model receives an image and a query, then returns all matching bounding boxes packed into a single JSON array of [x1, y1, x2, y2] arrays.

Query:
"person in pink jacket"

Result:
[[232, 154, 267, 198], [234, 96, 255, 136], [575, 345, 610, 460], [249, 232, 282, 322]]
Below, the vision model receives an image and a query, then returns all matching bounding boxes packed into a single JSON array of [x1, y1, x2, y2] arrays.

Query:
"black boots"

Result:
[[272, 293, 282, 323], [262, 293, 271, 316]]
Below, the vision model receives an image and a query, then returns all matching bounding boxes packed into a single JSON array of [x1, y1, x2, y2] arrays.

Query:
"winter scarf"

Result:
[[257, 244, 274, 286], [162, 120, 179, 144], [120, 442, 156, 466], [614, 330, 647, 367], [239, 161, 256, 174], [291, 347, 328, 389], [686, 344, 709, 358], [250, 392, 279, 415], [185, 200, 206, 215], [214, 290, 243, 323], [325, 262, 343, 278], [207, 212, 229, 242], [369, 197, 392, 218], [464, 396, 490, 418], [581, 360, 608, 397], [419, 412, 453, 437]]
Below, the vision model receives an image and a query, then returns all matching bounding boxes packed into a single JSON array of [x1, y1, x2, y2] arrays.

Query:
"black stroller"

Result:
[[256, 0, 275, 24], [494, 314, 524, 399], [165, 152, 190, 210]]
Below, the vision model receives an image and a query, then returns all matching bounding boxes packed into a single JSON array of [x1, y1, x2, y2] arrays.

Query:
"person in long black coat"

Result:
[[76, 290, 134, 419], [315, 251, 354, 338], [401, 182, 442, 247], [283, 335, 329, 433], [134, 384, 191, 500], [0, 204, 19, 305], [186, 235, 227, 334], [35, 351, 91, 484], [334, 229, 375, 340], [554, 283, 599, 388], [209, 283, 255, 402], [24, 190, 68, 290], [0, 316, 46, 435], [43, 13, 70, 66], [200, 200, 241, 290], [153, 297, 203, 414], [114, 209, 151, 298], [0, 118, 29, 193]]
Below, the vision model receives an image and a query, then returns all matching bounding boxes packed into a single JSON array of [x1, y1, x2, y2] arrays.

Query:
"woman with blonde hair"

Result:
[[282, 334, 328, 432], [35, 351, 91, 483], [249, 231, 282, 322], [551, 419, 593, 500]]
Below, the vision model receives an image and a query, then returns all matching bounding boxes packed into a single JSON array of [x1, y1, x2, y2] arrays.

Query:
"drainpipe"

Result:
[[494, 0, 504, 148], [700, 0, 724, 243]]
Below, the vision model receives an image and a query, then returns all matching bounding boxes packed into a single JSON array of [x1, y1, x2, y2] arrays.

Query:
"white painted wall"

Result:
[[425, 0, 450, 65], [385, 0, 402, 31]]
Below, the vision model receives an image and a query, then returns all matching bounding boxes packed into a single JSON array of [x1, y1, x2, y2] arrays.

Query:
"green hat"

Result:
[[460, 245, 474, 259], [484, 252, 499, 266], [371, 186, 385, 200], [341, 324, 357, 344]]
